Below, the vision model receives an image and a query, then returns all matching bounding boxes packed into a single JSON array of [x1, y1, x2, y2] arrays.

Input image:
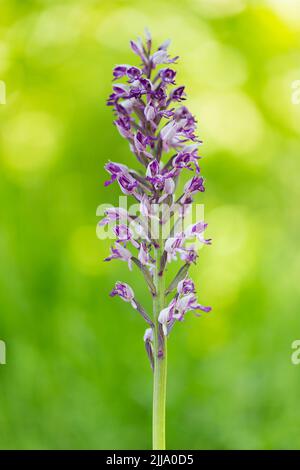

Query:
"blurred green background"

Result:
[[1, 0, 300, 450]]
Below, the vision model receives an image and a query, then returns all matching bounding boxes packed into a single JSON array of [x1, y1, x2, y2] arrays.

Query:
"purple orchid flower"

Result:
[[145, 160, 175, 200], [160, 68, 176, 84], [164, 233, 185, 263], [118, 173, 139, 196], [181, 176, 205, 203], [144, 328, 154, 371], [146, 159, 160, 178], [151, 49, 178, 66], [130, 38, 147, 62], [104, 162, 140, 198], [127, 66, 142, 81], [104, 161, 127, 186], [144, 102, 156, 121], [140, 194, 153, 218], [185, 221, 212, 245], [110, 281, 135, 305], [99, 207, 129, 227], [170, 86, 186, 102], [114, 116, 132, 139], [174, 293, 199, 320], [173, 146, 200, 173], [177, 277, 195, 295], [104, 243, 133, 270], [113, 224, 140, 248], [179, 245, 198, 264], [158, 298, 177, 335], [159, 289, 211, 333], [160, 119, 186, 151], [113, 64, 129, 79], [185, 221, 207, 237], [138, 242, 152, 266]]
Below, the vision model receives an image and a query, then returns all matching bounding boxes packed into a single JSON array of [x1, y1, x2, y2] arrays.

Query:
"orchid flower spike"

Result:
[[101, 30, 212, 450]]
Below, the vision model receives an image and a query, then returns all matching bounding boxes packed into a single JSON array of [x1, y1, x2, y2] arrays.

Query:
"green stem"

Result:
[[152, 244, 167, 450]]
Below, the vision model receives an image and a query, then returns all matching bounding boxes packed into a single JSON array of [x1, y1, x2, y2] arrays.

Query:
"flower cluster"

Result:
[[101, 31, 211, 369], [159, 277, 211, 336]]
